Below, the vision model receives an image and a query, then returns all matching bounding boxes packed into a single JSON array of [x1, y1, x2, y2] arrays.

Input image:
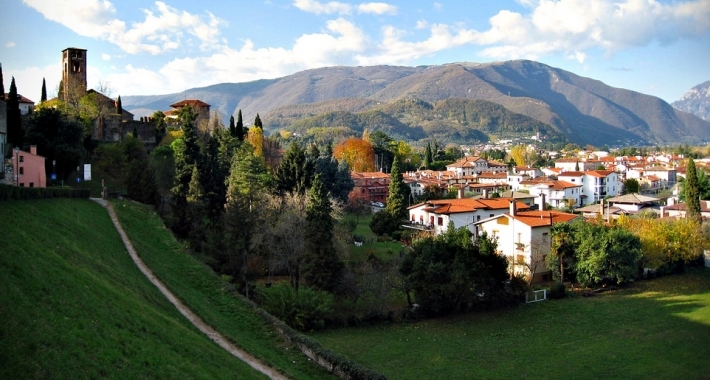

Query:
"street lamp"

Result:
[[14, 147, 20, 186]]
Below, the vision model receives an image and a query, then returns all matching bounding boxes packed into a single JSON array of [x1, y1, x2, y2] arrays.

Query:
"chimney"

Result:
[[539, 193, 546, 211], [458, 186, 464, 199], [30, 145, 37, 155], [509, 199, 517, 216], [483, 188, 489, 199]]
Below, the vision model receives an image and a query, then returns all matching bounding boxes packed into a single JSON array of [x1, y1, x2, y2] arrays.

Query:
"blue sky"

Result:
[[1, 0, 709, 103]]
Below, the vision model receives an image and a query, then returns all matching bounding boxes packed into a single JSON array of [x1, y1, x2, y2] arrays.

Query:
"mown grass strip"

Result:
[[0, 198, 268, 379], [110, 199, 336, 379]]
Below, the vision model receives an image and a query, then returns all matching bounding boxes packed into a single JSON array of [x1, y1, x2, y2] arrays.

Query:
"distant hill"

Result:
[[673, 81, 710, 121], [123, 60, 710, 146]]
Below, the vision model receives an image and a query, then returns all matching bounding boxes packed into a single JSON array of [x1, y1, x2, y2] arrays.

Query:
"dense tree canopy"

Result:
[[24, 107, 84, 182], [333, 137, 376, 172]]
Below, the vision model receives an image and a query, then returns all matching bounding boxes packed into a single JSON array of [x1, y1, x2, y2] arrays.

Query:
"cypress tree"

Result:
[[116, 95, 122, 115], [171, 105, 201, 237], [235, 109, 244, 141], [253, 113, 263, 129], [7, 77, 23, 148], [685, 158, 701, 222], [275, 141, 314, 195], [228, 114, 236, 137], [0, 63, 4, 100], [333, 158, 354, 203], [386, 156, 408, 219], [41, 78, 47, 103], [304, 174, 343, 292], [424, 142, 433, 169]]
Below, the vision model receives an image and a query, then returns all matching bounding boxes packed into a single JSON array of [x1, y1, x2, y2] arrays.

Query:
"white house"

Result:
[[475, 201, 579, 282], [644, 166, 677, 189], [559, 170, 620, 205], [406, 198, 530, 236], [519, 179, 582, 208], [446, 156, 507, 176]]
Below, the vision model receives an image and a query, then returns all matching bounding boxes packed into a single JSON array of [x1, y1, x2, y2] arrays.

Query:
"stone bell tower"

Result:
[[61, 47, 87, 102]]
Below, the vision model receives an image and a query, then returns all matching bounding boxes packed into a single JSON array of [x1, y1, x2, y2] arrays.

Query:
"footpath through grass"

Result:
[[110, 199, 335, 379], [313, 269, 710, 380], [0, 198, 267, 379]]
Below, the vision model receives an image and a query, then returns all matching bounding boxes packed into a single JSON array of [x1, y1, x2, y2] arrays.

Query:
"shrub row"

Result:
[[238, 291, 387, 380], [0, 184, 91, 201]]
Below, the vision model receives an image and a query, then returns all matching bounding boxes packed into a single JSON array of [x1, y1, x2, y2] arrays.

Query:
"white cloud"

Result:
[[293, 0, 352, 15], [293, 0, 396, 15], [22, 0, 225, 54], [474, 0, 710, 60], [5, 42, 16, 48], [102, 54, 111, 61], [357, 3, 397, 15]]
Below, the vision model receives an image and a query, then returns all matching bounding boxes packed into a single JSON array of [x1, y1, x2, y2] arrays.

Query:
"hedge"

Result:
[[0, 184, 91, 201]]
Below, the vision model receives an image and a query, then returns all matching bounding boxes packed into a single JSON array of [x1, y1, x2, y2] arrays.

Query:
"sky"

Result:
[[1, 0, 709, 104]]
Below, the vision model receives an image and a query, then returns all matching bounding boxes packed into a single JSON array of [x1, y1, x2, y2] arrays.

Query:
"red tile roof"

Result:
[[170, 99, 210, 108], [412, 198, 530, 214], [511, 210, 578, 227]]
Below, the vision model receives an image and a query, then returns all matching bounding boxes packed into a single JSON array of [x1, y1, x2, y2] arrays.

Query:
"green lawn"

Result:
[[110, 199, 335, 379], [0, 198, 335, 380], [0, 198, 267, 379], [313, 270, 710, 380], [346, 213, 406, 263]]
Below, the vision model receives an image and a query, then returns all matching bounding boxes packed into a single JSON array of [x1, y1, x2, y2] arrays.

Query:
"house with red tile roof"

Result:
[[446, 156, 507, 176], [4, 93, 34, 115], [406, 197, 530, 236], [558, 170, 620, 205], [474, 201, 579, 282], [519, 177, 583, 208], [350, 171, 390, 204], [165, 99, 211, 126]]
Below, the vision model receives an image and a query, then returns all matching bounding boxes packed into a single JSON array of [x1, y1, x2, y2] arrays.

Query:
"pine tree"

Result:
[[228, 114, 236, 137], [0, 64, 4, 100], [116, 95, 122, 115], [685, 158, 701, 222], [152, 110, 167, 144], [7, 77, 23, 148], [304, 174, 343, 292], [171, 105, 201, 237], [235, 109, 245, 141], [333, 158, 354, 203], [275, 141, 314, 195], [41, 78, 47, 103], [386, 156, 408, 219]]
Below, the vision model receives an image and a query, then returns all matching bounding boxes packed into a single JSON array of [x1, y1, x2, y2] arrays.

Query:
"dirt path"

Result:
[[91, 198, 289, 380]]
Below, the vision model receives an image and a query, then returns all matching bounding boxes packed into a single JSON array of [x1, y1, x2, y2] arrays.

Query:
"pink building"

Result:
[[12, 145, 46, 188]]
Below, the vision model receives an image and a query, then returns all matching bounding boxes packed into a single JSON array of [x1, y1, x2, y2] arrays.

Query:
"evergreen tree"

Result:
[[304, 174, 343, 292], [386, 156, 408, 219], [333, 158, 354, 203], [41, 78, 47, 103], [228, 114, 236, 137], [116, 95, 122, 115], [152, 110, 167, 144], [253, 113, 263, 129], [171, 105, 201, 237], [275, 141, 314, 195], [235, 109, 245, 141], [7, 77, 23, 148], [0, 64, 4, 100], [201, 131, 227, 223], [685, 158, 701, 222], [424, 142, 433, 168]]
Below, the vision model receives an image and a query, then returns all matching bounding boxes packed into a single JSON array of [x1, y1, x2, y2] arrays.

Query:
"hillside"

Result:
[[123, 60, 710, 146], [673, 80, 710, 121], [0, 199, 333, 379], [268, 98, 565, 144]]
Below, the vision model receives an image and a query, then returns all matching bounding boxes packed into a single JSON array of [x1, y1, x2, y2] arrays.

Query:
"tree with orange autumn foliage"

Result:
[[333, 138, 376, 172]]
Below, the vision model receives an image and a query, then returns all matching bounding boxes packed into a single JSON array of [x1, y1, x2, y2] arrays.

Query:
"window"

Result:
[[19, 167, 24, 175], [542, 232, 549, 242], [29, 183, 34, 188], [19, 156, 24, 163], [437, 217, 443, 226], [477, 215, 481, 221]]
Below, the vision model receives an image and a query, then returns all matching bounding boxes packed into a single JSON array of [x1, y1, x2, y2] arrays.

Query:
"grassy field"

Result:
[[313, 269, 710, 380], [346, 213, 407, 263], [0, 198, 334, 379], [110, 199, 335, 379]]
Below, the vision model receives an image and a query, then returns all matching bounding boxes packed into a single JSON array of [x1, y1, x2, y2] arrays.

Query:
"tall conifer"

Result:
[[386, 156, 408, 219], [235, 109, 244, 141], [228, 114, 236, 136], [7, 77, 23, 148], [41, 78, 47, 103], [685, 158, 701, 222], [0, 63, 4, 100], [304, 174, 343, 292]]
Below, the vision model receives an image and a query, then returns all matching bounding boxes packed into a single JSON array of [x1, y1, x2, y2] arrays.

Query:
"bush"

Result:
[[258, 283, 334, 332], [549, 282, 567, 299], [369, 209, 400, 236]]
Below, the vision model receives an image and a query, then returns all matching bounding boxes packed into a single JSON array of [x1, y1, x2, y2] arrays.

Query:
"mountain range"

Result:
[[123, 60, 710, 146], [672, 81, 710, 122]]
